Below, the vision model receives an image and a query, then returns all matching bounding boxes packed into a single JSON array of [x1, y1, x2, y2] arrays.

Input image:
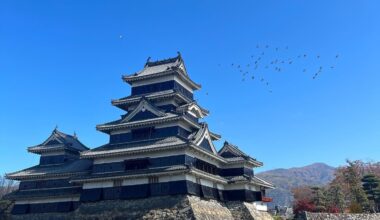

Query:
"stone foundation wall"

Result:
[[188, 196, 234, 220], [1, 196, 273, 220], [304, 212, 380, 220]]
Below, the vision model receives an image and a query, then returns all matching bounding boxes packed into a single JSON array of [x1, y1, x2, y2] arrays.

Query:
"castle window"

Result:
[[194, 159, 218, 175], [149, 176, 159, 184], [131, 127, 155, 140], [114, 179, 123, 187], [196, 178, 201, 185], [213, 183, 217, 189], [124, 158, 150, 170]]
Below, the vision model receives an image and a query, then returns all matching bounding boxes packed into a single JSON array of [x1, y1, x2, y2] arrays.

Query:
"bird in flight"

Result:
[[224, 45, 340, 91]]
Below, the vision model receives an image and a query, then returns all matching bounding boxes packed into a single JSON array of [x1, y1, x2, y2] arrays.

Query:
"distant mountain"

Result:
[[256, 163, 335, 208]]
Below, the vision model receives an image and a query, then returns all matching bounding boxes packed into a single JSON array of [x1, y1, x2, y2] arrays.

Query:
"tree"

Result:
[[0, 175, 17, 199], [292, 186, 316, 216], [310, 187, 327, 212], [343, 160, 370, 212], [362, 174, 380, 212], [293, 199, 316, 215], [325, 184, 345, 213], [291, 160, 380, 214]]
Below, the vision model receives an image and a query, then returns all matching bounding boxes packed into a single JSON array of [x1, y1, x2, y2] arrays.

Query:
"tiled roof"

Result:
[[176, 102, 210, 118], [124, 54, 183, 79], [138, 56, 182, 77], [225, 175, 249, 182], [219, 141, 250, 158], [218, 141, 263, 167], [224, 175, 275, 189], [96, 112, 200, 133], [96, 112, 180, 130], [251, 176, 275, 189], [28, 129, 89, 154], [72, 165, 189, 182], [112, 90, 192, 110], [6, 159, 92, 180], [122, 54, 201, 90], [81, 136, 188, 158], [223, 157, 247, 162]]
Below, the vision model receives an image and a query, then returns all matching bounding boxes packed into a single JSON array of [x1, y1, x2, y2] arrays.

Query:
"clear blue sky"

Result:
[[1, 0, 379, 174]]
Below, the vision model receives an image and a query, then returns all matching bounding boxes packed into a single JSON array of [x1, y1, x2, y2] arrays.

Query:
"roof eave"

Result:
[[80, 143, 188, 159], [27, 145, 67, 154], [112, 92, 192, 110], [122, 70, 201, 90], [209, 132, 221, 140], [5, 171, 88, 181], [71, 168, 189, 183], [96, 115, 200, 133]]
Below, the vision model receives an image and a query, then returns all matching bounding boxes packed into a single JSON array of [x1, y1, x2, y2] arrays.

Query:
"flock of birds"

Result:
[[217, 44, 340, 93], [116, 35, 340, 95]]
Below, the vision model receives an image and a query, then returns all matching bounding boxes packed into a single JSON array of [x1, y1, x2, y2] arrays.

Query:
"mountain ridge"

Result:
[[257, 162, 335, 208]]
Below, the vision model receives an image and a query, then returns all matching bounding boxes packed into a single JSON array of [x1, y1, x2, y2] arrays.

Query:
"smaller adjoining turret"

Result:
[[27, 128, 89, 165]]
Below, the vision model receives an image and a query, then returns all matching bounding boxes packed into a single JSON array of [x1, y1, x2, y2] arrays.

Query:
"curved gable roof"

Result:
[[28, 129, 89, 154]]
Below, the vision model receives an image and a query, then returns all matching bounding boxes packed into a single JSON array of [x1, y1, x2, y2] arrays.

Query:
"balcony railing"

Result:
[[262, 197, 273, 202]]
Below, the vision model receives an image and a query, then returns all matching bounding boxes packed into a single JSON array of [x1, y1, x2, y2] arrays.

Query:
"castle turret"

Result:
[[6, 129, 92, 214]]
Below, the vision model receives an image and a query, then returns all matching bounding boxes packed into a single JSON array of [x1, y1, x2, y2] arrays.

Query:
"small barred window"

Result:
[[196, 178, 201, 185], [149, 176, 159, 184], [114, 179, 123, 187]]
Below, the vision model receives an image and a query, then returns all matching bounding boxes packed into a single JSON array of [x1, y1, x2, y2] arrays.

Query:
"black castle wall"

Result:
[[131, 80, 193, 100]]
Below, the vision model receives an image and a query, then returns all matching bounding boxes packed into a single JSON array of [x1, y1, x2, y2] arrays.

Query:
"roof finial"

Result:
[[73, 131, 77, 139], [177, 51, 182, 60], [144, 56, 152, 67], [53, 125, 58, 133]]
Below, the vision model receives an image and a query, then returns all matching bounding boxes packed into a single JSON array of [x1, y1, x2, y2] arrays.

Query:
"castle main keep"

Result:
[[6, 53, 274, 216]]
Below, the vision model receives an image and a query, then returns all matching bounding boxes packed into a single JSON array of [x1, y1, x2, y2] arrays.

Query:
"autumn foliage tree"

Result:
[[292, 160, 380, 214], [292, 186, 316, 216]]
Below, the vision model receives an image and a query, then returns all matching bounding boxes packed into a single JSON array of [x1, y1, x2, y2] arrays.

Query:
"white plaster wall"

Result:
[[159, 175, 187, 183], [122, 178, 148, 186], [223, 183, 248, 190], [200, 178, 214, 188], [83, 181, 114, 189]]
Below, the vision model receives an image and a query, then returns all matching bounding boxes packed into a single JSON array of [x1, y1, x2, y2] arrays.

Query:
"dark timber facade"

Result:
[[6, 53, 274, 215]]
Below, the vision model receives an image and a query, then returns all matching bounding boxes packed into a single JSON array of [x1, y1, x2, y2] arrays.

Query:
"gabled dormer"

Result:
[[189, 123, 220, 154], [219, 141, 263, 167], [27, 128, 89, 165], [176, 102, 209, 119], [121, 98, 166, 123], [218, 141, 250, 159]]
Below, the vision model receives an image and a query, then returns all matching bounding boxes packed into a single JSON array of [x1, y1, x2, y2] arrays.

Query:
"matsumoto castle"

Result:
[[6, 53, 274, 215]]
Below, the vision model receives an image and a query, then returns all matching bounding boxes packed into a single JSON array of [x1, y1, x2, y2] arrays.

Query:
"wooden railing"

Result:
[[261, 197, 273, 202]]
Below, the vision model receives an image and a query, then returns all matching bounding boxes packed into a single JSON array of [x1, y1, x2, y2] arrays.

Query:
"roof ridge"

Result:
[[144, 52, 182, 67], [220, 141, 249, 158]]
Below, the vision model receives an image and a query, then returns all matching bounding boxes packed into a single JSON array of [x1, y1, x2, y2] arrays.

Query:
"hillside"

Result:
[[256, 163, 335, 208]]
